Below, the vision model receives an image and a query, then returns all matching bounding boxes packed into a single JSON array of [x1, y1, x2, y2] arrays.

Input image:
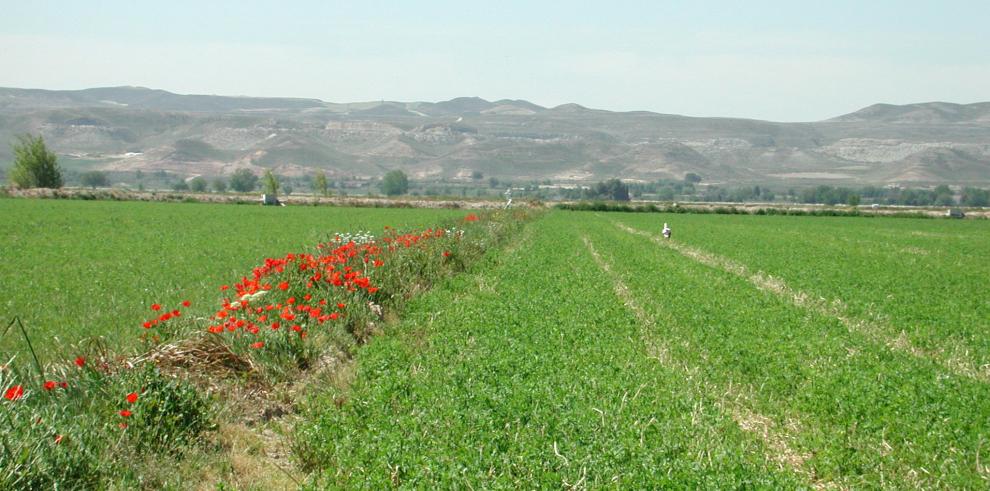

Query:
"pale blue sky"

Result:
[[1, 1, 987, 121]]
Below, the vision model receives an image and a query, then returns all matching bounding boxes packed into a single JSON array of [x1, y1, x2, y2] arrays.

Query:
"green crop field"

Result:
[[3, 200, 989, 488], [0, 199, 462, 355], [297, 211, 990, 488]]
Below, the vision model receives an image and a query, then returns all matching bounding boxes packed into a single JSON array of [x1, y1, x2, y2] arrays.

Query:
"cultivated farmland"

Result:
[[0, 199, 462, 355], [2, 200, 988, 488], [297, 211, 990, 488]]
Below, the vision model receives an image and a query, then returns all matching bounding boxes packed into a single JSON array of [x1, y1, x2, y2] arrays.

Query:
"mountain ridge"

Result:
[[1, 86, 988, 187]]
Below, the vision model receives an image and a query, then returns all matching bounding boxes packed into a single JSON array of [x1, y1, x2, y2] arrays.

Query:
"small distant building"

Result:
[[946, 208, 965, 218], [261, 194, 283, 206]]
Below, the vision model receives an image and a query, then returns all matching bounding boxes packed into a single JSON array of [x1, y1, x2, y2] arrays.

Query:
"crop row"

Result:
[[590, 213, 990, 487], [617, 213, 990, 373], [295, 212, 807, 487]]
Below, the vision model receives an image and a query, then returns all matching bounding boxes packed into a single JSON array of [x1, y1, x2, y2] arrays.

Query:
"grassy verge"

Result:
[[1, 206, 535, 488], [0, 199, 463, 355]]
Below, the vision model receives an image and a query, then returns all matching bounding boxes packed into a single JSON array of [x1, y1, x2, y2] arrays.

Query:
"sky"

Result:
[[1, 0, 988, 122]]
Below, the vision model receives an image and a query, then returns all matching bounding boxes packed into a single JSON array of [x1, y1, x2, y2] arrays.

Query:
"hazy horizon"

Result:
[[2, 0, 988, 122]]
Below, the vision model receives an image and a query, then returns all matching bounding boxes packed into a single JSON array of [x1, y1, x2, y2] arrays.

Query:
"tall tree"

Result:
[[80, 170, 110, 189], [314, 172, 329, 197], [381, 170, 409, 196], [263, 169, 279, 196], [9, 134, 63, 189], [189, 176, 208, 192], [228, 169, 258, 192]]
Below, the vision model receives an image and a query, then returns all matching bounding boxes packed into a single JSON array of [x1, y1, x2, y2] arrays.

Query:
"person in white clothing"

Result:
[[661, 222, 671, 239]]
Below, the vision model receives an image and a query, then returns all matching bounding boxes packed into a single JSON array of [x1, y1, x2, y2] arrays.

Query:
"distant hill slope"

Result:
[[829, 101, 990, 124], [0, 86, 325, 112], [1, 86, 988, 186]]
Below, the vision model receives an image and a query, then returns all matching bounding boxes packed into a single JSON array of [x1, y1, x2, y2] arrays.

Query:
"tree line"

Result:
[[793, 185, 988, 207]]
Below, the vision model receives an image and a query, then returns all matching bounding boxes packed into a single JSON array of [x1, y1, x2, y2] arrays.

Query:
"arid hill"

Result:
[[1, 86, 988, 186]]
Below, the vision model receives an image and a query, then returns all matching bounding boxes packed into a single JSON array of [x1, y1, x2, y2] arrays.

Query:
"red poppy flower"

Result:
[[337, 303, 346, 309], [220, 285, 230, 291], [43, 381, 56, 391], [119, 409, 132, 418], [278, 281, 289, 291], [151, 304, 162, 311], [250, 341, 265, 349], [126, 392, 138, 404], [443, 251, 451, 257], [59, 382, 68, 389], [182, 300, 191, 307], [142, 321, 152, 329], [74, 356, 86, 368], [5, 385, 24, 400]]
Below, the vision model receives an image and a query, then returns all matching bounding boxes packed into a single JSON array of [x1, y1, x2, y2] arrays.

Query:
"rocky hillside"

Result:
[[1, 86, 987, 186]]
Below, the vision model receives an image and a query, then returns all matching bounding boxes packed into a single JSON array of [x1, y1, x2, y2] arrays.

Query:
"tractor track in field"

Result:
[[582, 235, 840, 490], [615, 222, 990, 384]]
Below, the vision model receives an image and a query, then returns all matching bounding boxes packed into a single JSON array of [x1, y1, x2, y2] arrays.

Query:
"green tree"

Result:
[[586, 178, 629, 201], [9, 134, 63, 189], [381, 169, 409, 196], [229, 169, 258, 192], [961, 187, 989, 207], [189, 176, 208, 192], [934, 185, 955, 206], [172, 179, 189, 191], [684, 172, 702, 184], [847, 194, 861, 207], [80, 170, 110, 189], [212, 177, 227, 193], [314, 172, 329, 197], [262, 169, 279, 196]]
